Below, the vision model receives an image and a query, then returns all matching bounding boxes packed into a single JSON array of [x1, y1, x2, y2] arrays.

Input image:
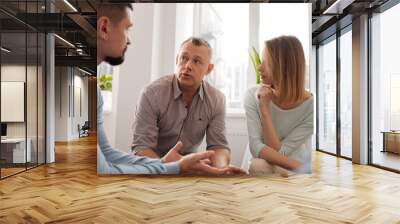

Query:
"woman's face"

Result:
[[258, 48, 273, 85]]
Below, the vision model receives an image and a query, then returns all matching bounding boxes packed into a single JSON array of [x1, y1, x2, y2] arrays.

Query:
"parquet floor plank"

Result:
[[1, 135, 399, 223]]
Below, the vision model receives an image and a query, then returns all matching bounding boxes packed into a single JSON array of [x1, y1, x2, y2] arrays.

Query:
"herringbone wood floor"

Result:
[[1, 135, 400, 224]]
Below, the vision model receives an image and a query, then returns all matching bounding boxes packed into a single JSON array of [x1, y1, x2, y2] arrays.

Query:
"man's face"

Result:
[[176, 42, 214, 90], [99, 8, 133, 65]]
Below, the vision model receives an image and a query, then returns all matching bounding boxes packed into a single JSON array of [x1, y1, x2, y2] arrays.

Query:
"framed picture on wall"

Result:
[[1, 81, 25, 122]]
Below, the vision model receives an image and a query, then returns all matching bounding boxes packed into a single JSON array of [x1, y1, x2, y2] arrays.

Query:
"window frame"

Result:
[[368, 0, 400, 173], [315, 23, 353, 161]]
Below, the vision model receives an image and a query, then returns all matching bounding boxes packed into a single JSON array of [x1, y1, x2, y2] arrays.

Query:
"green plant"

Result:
[[249, 47, 261, 84], [99, 74, 112, 91]]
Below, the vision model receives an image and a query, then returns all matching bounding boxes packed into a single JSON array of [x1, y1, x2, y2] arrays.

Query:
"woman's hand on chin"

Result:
[[257, 84, 274, 108]]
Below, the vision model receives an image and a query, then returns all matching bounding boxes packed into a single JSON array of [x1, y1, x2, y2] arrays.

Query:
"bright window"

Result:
[[191, 3, 310, 113], [371, 2, 400, 170], [340, 29, 352, 158], [318, 37, 337, 154], [259, 4, 310, 66]]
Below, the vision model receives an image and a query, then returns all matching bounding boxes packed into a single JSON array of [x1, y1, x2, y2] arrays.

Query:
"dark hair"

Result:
[[97, 3, 132, 24], [179, 37, 212, 58]]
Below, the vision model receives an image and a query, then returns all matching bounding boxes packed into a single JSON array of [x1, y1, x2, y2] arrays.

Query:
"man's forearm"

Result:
[[134, 148, 160, 159], [210, 148, 230, 168]]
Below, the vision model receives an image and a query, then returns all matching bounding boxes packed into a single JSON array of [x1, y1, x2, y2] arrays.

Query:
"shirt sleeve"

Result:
[[279, 106, 314, 157], [206, 93, 230, 151], [97, 88, 179, 175], [244, 88, 266, 158], [131, 88, 160, 154]]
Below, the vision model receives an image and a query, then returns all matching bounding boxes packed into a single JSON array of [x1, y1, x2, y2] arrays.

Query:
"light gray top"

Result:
[[97, 86, 179, 174], [132, 74, 230, 157], [244, 86, 314, 173]]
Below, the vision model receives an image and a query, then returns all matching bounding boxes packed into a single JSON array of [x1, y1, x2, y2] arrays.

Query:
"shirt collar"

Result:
[[173, 75, 182, 100], [173, 75, 204, 101], [198, 83, 204, 101]]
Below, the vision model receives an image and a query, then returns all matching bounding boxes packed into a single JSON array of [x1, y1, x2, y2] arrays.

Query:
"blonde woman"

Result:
[[244, 35, 314, 175]]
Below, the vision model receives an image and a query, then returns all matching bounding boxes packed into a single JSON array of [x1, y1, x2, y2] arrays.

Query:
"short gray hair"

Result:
[[179, 37, 212, 59]]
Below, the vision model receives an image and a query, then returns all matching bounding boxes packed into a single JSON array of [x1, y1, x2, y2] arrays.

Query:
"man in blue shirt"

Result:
[[96, 3, 242, 175]]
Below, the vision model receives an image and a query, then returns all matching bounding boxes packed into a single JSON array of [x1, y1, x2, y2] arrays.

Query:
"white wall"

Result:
[[54, 67, 89, 141], [55, 66, 69, 141], [175, 4, 194, 56], [151, 3, 178, 80], [111, 4, 156, 152], [73, 74, 89, 138], [226, 117, 248, 166]]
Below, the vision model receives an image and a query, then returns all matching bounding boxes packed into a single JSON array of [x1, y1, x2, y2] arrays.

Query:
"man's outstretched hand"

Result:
[[162, 141, 246, 175], [161, 141, 184, 163]]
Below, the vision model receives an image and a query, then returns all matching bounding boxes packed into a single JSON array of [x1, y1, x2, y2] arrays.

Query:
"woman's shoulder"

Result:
[[304, 90, 313, 101], [246, 85, 260, 94], [303, 91, 314, 108], [298, 91, 314, 113], [245, 85, 261, 99], [297, 91, 314, 117], [244, 86, 260, 104]]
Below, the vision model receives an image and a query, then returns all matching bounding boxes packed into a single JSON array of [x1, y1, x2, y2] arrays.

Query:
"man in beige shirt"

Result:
[[132, 37, 231, 168]]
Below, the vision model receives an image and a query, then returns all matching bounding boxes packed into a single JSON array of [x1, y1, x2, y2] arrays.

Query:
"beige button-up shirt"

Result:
[[132, 74, 230, 157]]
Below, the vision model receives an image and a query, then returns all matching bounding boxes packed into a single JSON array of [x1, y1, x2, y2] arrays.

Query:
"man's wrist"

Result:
[[211, 151, 230, 168], [164, 161, 180, 174], [212, 160, 228, 168], [177, 160, 189, 174]]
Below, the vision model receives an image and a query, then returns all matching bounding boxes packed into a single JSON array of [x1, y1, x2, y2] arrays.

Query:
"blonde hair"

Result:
[[264, 35, 306, 104]]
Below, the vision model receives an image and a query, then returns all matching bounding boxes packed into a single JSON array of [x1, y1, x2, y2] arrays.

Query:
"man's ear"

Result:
[[206, 63, 214, 75], [97, 16, 110, 40], [175, 54, 179, 65]]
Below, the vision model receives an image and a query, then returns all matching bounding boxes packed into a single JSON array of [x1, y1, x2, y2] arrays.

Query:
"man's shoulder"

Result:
[[202, 80, 225, 100], [143, 74, 174, 96]]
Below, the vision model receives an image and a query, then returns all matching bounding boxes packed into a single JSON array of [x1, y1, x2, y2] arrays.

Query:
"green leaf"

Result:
[[98, 74, 113, 91], [249, 47, 261, 84]]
